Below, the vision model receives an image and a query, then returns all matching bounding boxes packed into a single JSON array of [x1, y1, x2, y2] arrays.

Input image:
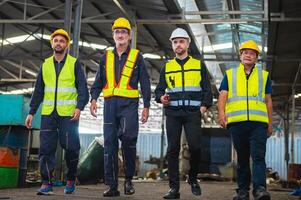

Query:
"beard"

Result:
[[54, 46, 65, 54], [175, 48, 186, 55], [54, 49, 64, 54]]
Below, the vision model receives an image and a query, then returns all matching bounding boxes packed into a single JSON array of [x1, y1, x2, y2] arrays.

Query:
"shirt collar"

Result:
[[113, 45, 131, 56], [53, 53, 67, 63]]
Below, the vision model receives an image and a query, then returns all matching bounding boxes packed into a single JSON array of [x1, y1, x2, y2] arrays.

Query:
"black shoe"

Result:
[[188, 179, 201, 196], [253, 186, 271, 200], [124, 179, 135, 195], [103, 187, 120, 197], [163, 188, 180, 199], [233, 189, 249, 200]]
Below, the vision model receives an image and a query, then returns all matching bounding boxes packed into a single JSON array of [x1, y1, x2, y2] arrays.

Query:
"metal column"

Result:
[[71, 0, 83, 57], [290, 62, 301, 163], [64, 0, 72, 33]]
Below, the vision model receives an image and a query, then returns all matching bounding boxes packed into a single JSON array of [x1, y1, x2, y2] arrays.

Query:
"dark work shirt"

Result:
[[219, 66, 272, 94], [29, 54, 89, 115], [90, 46, 151, 108], [155, 56, 213, 116]]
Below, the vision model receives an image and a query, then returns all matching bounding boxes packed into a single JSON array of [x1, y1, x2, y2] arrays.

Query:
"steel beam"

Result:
[[64, 0, 72, 34], [0, 78, 36, 82], [3, 60, 36, 77], [71, 0, 83, 57], [28, 4, 64, 20], [0, 65, 18, 79], [2, 16, 301, 24]]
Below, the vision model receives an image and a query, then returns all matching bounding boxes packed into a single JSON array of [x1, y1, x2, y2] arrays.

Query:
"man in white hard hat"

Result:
[[155, 28, 212, 199]]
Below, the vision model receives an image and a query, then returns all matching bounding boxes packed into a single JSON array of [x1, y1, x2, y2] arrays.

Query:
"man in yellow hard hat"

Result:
[[155, 28, 212, 199], [25, 28, 89, 195], [90, 18, 151, 197], [218, 40, 272, 200]]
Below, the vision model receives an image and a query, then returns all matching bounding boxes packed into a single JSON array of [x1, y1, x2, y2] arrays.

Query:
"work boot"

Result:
[[163, 188, 180, 199], [103, 187, 120, 197], [124, 179, 135, 195], [233, 189, 249, 200], [188, 179, 201, 196], [37, 183, 53, 195], [253, 186, 271, 200], [64, 180, 76, 194]]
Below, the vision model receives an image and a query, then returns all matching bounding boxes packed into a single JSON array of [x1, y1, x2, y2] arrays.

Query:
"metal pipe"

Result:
[[291, 88, 295, 163], [2, 17, 301, 24], [23, 0, 27, 20], [64, 0, 72, 34], [290, 62, 301, 163], [71, 0, 83, 57]]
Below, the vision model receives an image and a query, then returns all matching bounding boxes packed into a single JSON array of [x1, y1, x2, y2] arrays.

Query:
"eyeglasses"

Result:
[[113, 29, 129, 35]]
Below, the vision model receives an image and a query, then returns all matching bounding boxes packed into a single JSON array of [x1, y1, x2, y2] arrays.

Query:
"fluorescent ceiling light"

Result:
[[294, 93, 301, 99], [1, 34, 108, 50], [79, 41, 107, 50], [25, 69, 37, 77], [143, 53, 161, 59], [202, 43, 268, 53]]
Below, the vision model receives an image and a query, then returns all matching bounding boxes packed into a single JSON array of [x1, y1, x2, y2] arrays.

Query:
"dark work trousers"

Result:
[[166, 113, 202, 190], [103, 97, 139, 188], [228, 121, 268, 191], [39, 110, 80, 184]]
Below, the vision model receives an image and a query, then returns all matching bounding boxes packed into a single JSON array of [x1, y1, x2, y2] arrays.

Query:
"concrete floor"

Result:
[[0, 181, 298, 200]]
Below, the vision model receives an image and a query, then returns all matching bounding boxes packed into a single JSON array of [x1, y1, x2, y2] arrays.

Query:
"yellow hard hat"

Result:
[[112, 17, 131, 32], [50, 29, 71, 45], [239, 40, 260, 54]]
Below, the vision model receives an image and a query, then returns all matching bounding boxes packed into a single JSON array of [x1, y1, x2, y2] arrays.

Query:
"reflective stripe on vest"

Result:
[[42, 55, 77, 116], [169, 100, 201, 107], [225, 63, 268, 123], [165, 56, 202, 107], [103, 49, 139, 98], [167, 86, 202, 93]]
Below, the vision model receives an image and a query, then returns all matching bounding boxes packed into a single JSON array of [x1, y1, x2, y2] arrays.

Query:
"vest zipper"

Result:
[[54, 61, 60, 110], [180, 64, 185, 106], [246, 78, 249, 120]]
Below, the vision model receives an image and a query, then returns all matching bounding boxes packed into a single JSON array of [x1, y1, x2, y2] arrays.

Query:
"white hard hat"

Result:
[[169, 28, 190, 42]]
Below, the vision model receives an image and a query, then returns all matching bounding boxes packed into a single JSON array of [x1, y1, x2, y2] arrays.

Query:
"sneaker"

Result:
[[37, 183, 53, 195], [64, 180, 76, 194]]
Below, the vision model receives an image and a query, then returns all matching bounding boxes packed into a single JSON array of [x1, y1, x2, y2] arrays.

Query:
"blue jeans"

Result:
[[228, 121, 268, 191]]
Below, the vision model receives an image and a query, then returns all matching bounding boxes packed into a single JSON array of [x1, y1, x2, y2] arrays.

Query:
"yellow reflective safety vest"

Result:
[[165, 56, 202, 107], [41, 55, 78, 116], [225, 63, 269, 124], [103, 49, 139, 98]]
